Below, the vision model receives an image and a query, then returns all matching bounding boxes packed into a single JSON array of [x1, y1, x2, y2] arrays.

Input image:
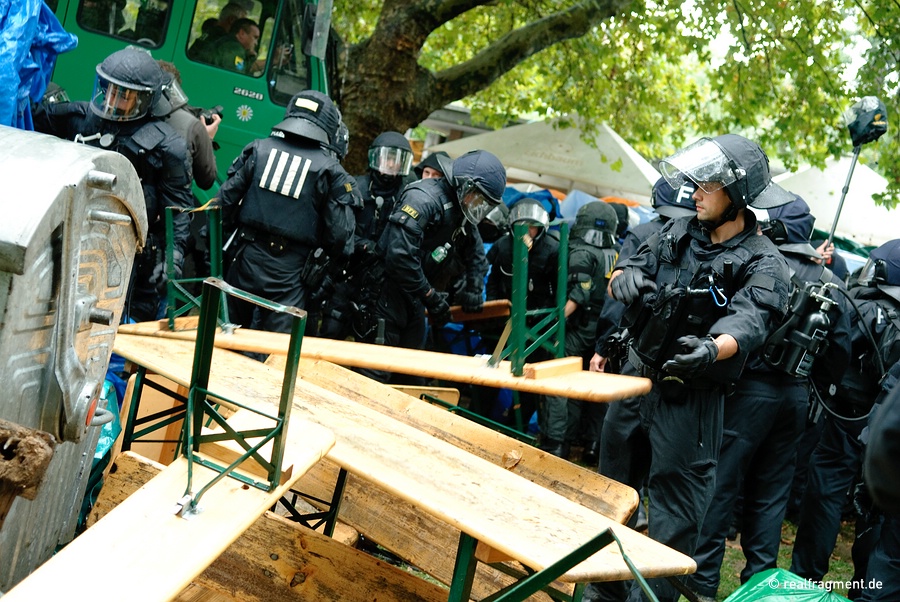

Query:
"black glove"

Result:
[[458, 290, 484, 313], [149, 249, 184, 295], [663, 335, 719, 378], [424, 289, 451, 326], [609, 268, 657, 305]]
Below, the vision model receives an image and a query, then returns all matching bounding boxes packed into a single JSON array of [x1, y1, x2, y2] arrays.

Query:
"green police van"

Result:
[[47, 0, 334, 198]]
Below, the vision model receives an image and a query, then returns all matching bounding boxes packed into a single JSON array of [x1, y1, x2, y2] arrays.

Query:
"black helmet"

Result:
[[414, 151, 452, 179], [478, 203, 509, 243], [858, 239, 900, 303], [659, 134, 794, 213], [651, 176, 696, 219], [451, 150, 507, 225], [368, 131, 413, 176], [90, 47, 165, 122], [757, 194, 820, 259], [273, 90, 341, 146], [572, 201, 618, 248]]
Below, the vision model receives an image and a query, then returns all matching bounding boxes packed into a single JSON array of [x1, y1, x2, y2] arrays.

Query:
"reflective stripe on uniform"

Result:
[[259, 148, 312, 198]]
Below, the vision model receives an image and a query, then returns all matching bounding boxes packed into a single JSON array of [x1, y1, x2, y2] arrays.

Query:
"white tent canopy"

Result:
[[773, 156, 898, 247], [427, 118, 660, 203]]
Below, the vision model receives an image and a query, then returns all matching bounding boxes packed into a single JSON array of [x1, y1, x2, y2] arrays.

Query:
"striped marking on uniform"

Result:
[[259, 148, 312, 198]]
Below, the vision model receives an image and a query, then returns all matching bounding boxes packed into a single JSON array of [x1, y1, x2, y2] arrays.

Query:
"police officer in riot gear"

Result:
[[217, 90, 358, 334], [584, 134, 793, 602], [590, 177, 697, 374], [315, 131, 417, 340], [791, 238, 900, 591], [355, 131, 418, 251], [561, 201, 619, 464], [687, 195, 852, 601], [414, 150, 451, 180], [358, 150, 505, 383], [35, 47, 194, 323], [486, 198, 560, 443]]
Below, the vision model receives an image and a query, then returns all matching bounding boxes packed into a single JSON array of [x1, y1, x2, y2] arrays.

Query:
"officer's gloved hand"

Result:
[[458, 290, 484, 313], [149, 249, 184, 295], [663, 335, 719, 378], [609, 268, 657, 305], [424, 289, 451, 327]]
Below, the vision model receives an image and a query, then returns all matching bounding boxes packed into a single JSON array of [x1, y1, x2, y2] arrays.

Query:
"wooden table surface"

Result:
[[4, 419, 335, 602], [117, 320, 652, 403], [112, 333, 694, 584]]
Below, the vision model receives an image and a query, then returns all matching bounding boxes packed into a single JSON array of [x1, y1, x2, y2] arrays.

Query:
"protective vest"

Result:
[[487, 232, 559, 309], [236, 135, 351, 250], [629, 218, 782, 383], [838, 288, 900, 407], [354, 172, 414, 244]]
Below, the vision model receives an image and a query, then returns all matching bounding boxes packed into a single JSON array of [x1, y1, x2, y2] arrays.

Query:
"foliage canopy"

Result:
[[331, 0, 899, 207]]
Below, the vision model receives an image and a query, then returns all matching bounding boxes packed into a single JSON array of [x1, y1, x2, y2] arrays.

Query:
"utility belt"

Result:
[[238, 225, 308, 258], [628, 346, 721, 392]]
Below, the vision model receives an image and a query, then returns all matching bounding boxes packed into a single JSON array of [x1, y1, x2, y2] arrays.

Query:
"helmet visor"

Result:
[[368, 146, 413, 176], [857, 257, 886, 287], [509, 202, 549, 229], [659, 138, 738, 194], [582, 229, 616, 248], [90, 73, 154, 121], [163, 78, 189, 111], [458, 179, 498, 225]]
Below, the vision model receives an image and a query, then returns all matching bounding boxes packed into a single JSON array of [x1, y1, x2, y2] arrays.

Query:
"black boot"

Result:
[[539, 438, 566, 458], [582, 441, 600, 467]]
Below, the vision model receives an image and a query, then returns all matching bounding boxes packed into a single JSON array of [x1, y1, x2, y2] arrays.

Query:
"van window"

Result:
[[186, 1, 273, 78], [266, 0, 312, 105], [77, 0, 171, 48]]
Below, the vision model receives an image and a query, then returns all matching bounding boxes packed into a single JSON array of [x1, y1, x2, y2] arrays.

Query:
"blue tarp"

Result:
[[0, 0, 77, 129]]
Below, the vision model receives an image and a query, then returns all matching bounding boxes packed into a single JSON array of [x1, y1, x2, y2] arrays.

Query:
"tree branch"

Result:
[[430, 0, 628, 104]]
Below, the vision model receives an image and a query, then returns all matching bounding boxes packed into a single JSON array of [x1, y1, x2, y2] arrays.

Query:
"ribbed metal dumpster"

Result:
[[0, 125, 147, 590]]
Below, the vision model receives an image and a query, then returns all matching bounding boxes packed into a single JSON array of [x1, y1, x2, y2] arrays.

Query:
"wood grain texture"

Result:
[[117, 321, 651, 403], [3, 422, 334, 602], [111, 333, 695, 585]]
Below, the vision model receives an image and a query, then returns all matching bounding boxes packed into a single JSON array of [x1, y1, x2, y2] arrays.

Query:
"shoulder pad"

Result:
[[131, 122, 168, 151]]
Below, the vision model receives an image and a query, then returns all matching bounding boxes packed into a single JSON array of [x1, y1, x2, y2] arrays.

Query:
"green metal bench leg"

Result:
[[448, 532, 479, 602], [121, 365, 147, 452]]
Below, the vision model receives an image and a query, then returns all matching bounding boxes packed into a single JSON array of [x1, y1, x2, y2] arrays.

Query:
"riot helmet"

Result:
[[451, 150, 507, 225], [414, 151, 452, 179], [368, 131, 413, 176], [658, 134, 793, 227], [90, 47, 165, 122], [509, 198, 549, 243], [572, 201, 618, 249], [858, 239, 900, 302], [328, 119, 350, 160], [756, 194, 820, 259], [478, 203, 509, 243], [273, 90, 341, 147], [651, 176, 696, 219]]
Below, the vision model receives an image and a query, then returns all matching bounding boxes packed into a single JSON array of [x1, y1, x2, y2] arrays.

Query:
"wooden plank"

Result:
[[524, 356, 583, 379], [449, 299, 512, 322], [117, 322, 651, 403], [389, 385, 461, 406], [94, 452, 448, 602], [4, 422, 335, 602], [111, 334, 696, 585], [286, 357, 637, 599]]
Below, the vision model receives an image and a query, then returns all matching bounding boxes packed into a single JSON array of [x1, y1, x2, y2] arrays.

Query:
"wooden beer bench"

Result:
[[110, 333, 694, 601]]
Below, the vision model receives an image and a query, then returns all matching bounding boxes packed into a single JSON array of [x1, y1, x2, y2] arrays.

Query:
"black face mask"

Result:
[[370, 170, 402, 195]]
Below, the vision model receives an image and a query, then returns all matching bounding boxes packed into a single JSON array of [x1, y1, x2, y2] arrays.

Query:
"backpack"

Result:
[[873, 298, 900, 374]]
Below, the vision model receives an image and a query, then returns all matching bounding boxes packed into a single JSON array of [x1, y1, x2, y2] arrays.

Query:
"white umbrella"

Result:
[[427, 118, 659, 202], [773, 157, 898, 247]]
